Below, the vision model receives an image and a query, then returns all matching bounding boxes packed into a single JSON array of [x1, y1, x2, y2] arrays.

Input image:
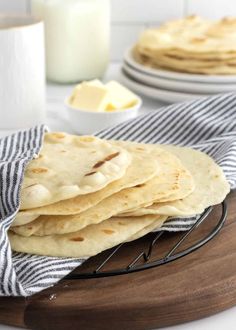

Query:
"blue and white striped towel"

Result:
[[1, 92, 236, 296]]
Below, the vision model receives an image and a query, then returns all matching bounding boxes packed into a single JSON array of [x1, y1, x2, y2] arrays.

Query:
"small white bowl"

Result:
[[65, 96, 142, 135]]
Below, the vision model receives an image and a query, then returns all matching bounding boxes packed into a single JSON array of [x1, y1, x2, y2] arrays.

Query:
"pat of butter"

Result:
[[87, 79, 104, 87], [106, 81, 138, 109], [69, 79, 139, 112], [71, 82, 109, 112], [69, 79, 105, 106]]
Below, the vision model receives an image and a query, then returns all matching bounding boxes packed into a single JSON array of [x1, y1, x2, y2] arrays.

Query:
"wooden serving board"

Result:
[[0, 192, 236, 330]]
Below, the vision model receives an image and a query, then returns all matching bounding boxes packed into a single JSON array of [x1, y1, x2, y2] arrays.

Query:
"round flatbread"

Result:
[[20, 133, 131, 210], [9, 215, 167, 258], [119, 146, 230, 217], [135, 15, 236, 74], [12, 214, 39, 227], [13, 146, 161, 227], [12, 144, 194, 237]]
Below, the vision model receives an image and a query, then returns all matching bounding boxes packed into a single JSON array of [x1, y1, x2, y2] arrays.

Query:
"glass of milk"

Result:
[[31, 0, 110, 83]]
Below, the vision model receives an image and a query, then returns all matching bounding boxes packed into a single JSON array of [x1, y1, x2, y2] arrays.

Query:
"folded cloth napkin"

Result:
[[1, 92, 236, 296]]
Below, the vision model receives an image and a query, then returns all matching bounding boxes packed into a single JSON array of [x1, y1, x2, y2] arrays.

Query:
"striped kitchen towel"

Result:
[[1, 92, 236, 296]]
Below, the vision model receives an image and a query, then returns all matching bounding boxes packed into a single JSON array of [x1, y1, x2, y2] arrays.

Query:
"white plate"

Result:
[[123, 62, 236, 94], [120, 70, 206, 104], [124, 47, 236, 84]]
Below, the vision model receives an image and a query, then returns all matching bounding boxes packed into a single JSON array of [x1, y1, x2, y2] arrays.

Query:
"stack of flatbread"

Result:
[[8, 132, 230, 258], [134, 15, 236, 74]]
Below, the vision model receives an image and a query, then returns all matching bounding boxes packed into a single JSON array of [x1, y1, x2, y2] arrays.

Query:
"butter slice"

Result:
[[70, 79, 103, 104], [69, 84, 81, 104], [71, 82, 109, 112], [106, 81, 138, 110], [87, 79, 104, 87]]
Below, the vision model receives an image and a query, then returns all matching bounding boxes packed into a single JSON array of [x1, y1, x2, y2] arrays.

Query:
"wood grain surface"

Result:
[[0, 191, 235, 330]]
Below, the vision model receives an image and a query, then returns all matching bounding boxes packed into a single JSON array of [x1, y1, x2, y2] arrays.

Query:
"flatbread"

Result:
[[135, 50, 236, 74], [11, 214, 39, 227], [9, 215, 167, 258], [119, 146, 230, 217], [127, 217, 166, 242], [11, 145, 194, 237], [135, 15, 236, 74], [137, 16, 236, 54], [13, 147, 161, 227], [20, 133, 131, 210]]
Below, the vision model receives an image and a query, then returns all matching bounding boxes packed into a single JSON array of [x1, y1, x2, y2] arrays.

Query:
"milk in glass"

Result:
[[31, 0, 110, 83]]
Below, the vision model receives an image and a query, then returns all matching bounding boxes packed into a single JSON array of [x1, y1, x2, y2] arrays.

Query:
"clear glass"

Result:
[[31, 0, 110, 83]]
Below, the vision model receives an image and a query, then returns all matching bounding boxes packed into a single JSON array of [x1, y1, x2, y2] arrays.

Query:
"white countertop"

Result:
[[0, 63, 236, 330]]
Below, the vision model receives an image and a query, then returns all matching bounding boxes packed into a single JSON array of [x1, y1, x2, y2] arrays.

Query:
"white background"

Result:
[[0, 1, 236, 330]]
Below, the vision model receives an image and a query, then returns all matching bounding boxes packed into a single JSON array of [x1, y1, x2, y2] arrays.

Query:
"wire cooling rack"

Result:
[[65, 201, 227, 280]]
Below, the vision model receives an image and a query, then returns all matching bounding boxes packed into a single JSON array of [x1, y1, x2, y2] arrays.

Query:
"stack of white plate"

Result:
[[121, 47, 236, 103]]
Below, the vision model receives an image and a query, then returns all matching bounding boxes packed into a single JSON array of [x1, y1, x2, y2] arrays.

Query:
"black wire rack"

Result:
[[65, 201, 227, 280]]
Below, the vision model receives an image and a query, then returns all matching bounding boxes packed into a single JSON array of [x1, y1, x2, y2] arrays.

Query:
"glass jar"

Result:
[[31, 0, 110, 83]]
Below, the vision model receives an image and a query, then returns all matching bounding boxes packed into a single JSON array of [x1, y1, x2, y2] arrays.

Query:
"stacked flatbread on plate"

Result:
[[134, 15, 236, 74], [8, 132, 230, 258]]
